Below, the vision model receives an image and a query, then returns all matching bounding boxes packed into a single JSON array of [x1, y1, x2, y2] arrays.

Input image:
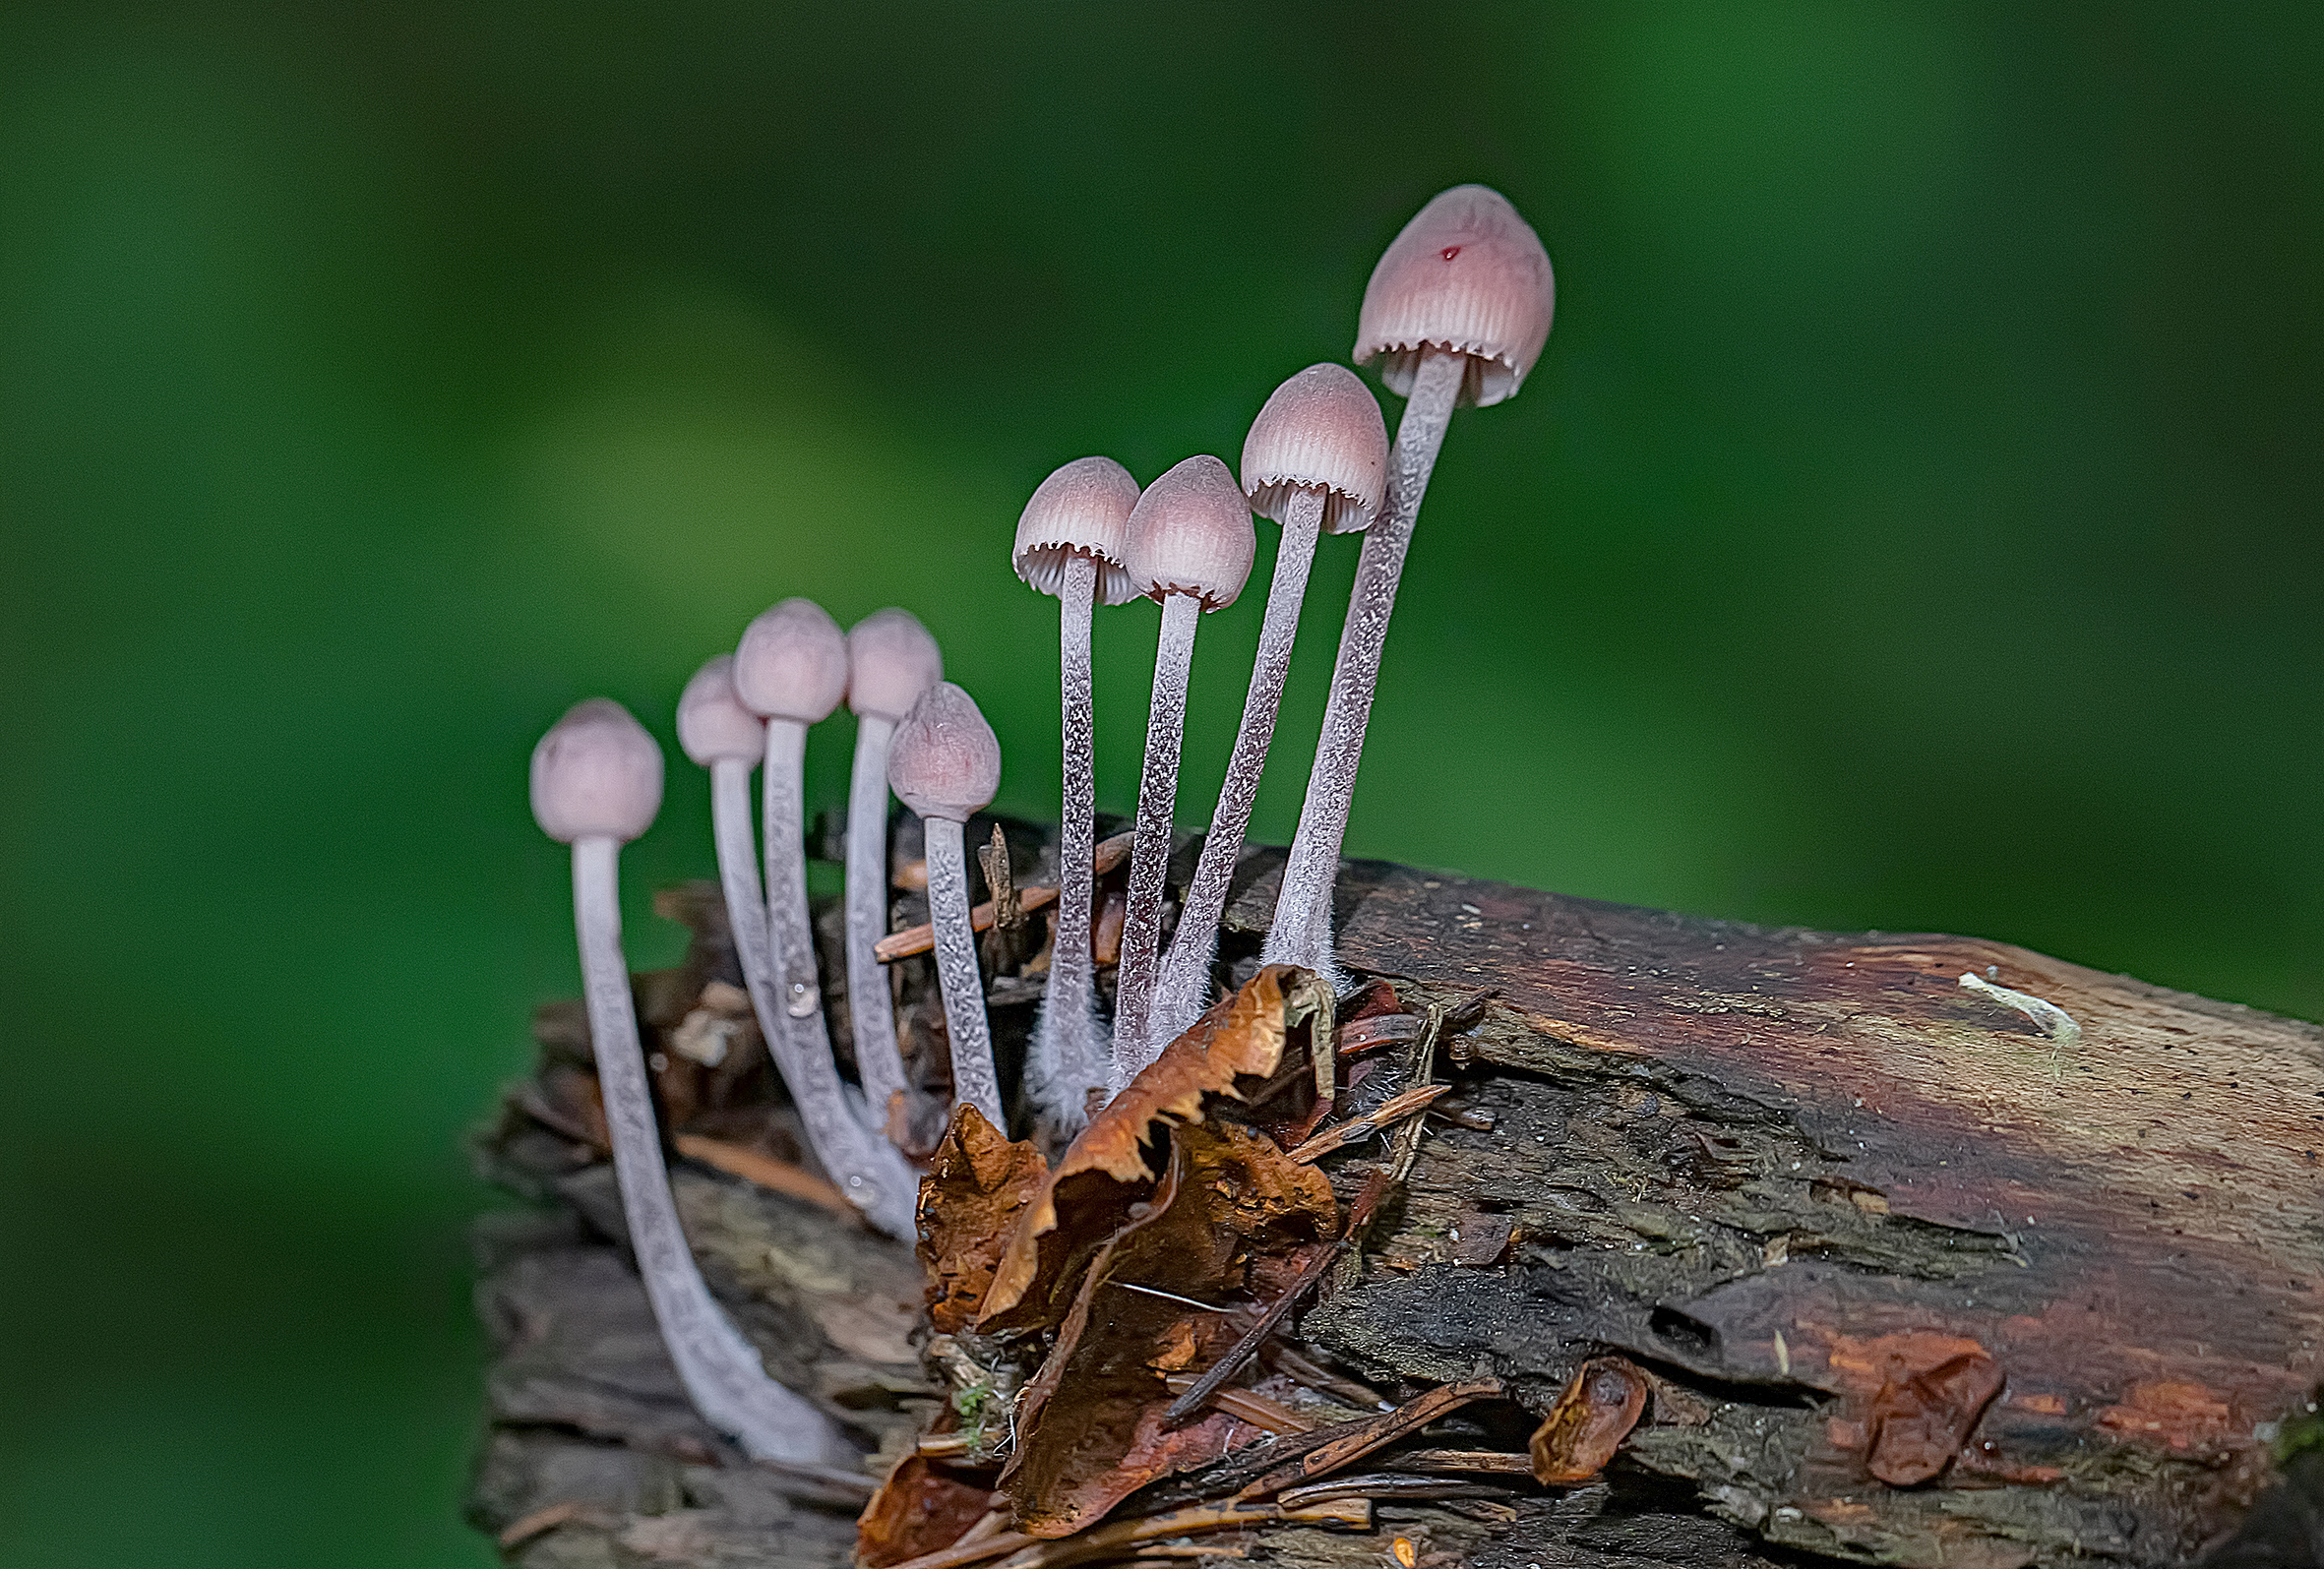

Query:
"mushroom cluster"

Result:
[[525, 183, 1553, 1463]]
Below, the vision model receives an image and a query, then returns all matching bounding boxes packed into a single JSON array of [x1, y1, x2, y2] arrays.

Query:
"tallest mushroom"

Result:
[[1262, 185, 1555, 989]]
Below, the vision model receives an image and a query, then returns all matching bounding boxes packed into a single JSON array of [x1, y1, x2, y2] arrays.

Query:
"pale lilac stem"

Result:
[[1263, 346, 1464, 990], [1113, 589, 1201, 1082], [573, 835, 850, 1464], [843, 714, 916, 1139], [713, 753, 915, 1238], [924, 815, 1004, 1128], [1028, 555, 1108, 1129], [1149, 488, 1324, 1052]]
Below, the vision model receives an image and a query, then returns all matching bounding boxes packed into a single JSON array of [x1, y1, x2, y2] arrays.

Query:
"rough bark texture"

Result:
[[470, 836, 2324, 1569]]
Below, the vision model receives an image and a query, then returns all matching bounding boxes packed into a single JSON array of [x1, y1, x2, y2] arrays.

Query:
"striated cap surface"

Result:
[[887, 683, 1000, 822], [847, 608, 944, 722], [1120, 455, 1254, 611], [1014, 456, 1140, 606], [676, 655, 765, 766], [1241, 364, 1390, 536], [1355, 184, 1555, 408], [531, 698, 664, 844], [733, 598, 848, 723]]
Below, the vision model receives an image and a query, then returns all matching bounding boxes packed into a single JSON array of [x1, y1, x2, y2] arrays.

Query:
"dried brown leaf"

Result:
[[1001, 1120, 1337, 1537], [1865, 1352, 2004, 1485], [856, 1454, 998, 1569], [1529, 1357, 1648, 1484], [917, 1105, 1049, 1334], [977, 966, 1330, 1332]]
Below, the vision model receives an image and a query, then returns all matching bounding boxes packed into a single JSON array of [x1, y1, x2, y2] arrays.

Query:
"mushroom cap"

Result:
[[1120, 455, 1255, 611], [733, 598, 848, 723], [676, 655, 765, 767], [531, 697, 664, 844], [1013, 456, 1140, 606], [1354, 184, 1555, 408], [846, 608, 944, 723], [887, 682, 1001, 822], [1240, 364, 1390, 536]]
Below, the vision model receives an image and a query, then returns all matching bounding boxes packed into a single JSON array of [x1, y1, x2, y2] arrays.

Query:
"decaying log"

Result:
[[468, 835, 2324, 1569], [1229, 853, 2324, 1569]]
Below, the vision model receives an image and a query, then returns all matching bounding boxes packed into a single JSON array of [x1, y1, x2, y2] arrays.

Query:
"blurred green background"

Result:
[[1, 2, 2317, 1563]]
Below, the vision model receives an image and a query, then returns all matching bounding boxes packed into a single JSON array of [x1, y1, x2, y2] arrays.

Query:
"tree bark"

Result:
[[1224, 852, 2324, 1569]]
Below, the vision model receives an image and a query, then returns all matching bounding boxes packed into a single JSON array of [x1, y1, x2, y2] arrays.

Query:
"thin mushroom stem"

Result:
[[761, 718, 826, 1030], [923, 815, 1004, 1127], [1150, 487, 1324, 1051], [1264, 346, 1464, 990], [844, 713, 916, 1136], [1113, 588, 1202, 1081], [711, 754, 916, 1238], [570, 834, 850, 1464], [1029, 553, 1109, 1127]]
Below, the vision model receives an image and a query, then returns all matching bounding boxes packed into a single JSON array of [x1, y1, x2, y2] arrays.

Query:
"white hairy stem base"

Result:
[[572, 835, 850, 1464]]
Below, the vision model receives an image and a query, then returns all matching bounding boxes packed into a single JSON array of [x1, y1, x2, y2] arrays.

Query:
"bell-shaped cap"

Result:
[[734, 598, 848, 724], [1354, 184, 1555, 408], [1241, 364, 1390, 536], [887, 683, 1001, 823], [847, 608, 944, 723], [1120, 455, 1255, 612], [1013, 456, 1140, 606], [531, 698, 664, 844], [676, 655, 764, 767]]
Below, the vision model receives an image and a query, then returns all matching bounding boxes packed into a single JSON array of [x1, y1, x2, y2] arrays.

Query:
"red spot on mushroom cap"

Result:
[[1355, 184, 1555, 409]]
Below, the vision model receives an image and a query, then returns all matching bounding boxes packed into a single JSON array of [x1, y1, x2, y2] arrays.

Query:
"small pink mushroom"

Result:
[[1011, 456, 1140, 1128], [1265, 186, 1555, 989], [887, 682, 1007, 1128], [726, 604, 917, 1236], [1148, 365, 1387, 1051], [1111, 455, 1254, 1082], [841, 609, 944, 1141], [533, 697, 848, 1464]]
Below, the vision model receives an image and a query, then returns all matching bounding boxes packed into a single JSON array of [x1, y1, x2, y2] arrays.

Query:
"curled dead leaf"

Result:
[[1865, 1353, 2004, 1485], [1530, 1357, 1648, 1484], [856, 1454, 997, 1569], [1000, 1120, 1337, 1536], [917, 1105, 1050, 1334], [977, 966, 1331, 1333]]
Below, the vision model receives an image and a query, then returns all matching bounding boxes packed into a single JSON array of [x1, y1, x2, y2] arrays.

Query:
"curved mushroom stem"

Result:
[[844, 713, 917, 1141], [710, 754, 916, 1238], [923, 814, 1004, 1128], [571, 834, 852, 1465], [1028, 554, 1109, 1130], [1263, 346, 1465, 991], [1149, 488, 1325, 1053], [1113, 589, 1202, 1083]]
